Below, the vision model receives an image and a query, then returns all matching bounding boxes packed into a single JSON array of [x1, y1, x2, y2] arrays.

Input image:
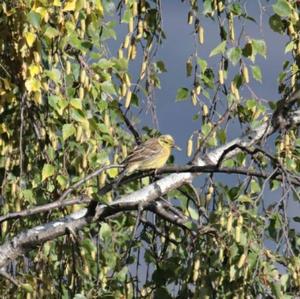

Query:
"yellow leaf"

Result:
[[24, 32, 36, 48], [34, 91, 42, 105], [2, 79, 11, 90], [42, 164, 55, 181], [28, 64, 41, 76], [53, 0, 61, 6], [63, 0, 76, 11], [57, 175, 68, 189], [70, 98, 82, 110], [107, 168, 118, 178], [34, 7, 48, 20], [25, 78, 41, 93], [0, 123, 8, 133], [95, 0, 104, 15]]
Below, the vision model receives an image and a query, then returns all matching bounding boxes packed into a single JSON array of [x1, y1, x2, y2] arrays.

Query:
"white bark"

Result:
[[0, 106, 298, 268]]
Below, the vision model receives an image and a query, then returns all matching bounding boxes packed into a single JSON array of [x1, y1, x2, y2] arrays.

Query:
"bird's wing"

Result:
[[122, 138, 162, 164]]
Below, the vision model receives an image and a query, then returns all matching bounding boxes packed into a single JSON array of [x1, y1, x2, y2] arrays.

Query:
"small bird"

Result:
[[115, 134, 179, 186]]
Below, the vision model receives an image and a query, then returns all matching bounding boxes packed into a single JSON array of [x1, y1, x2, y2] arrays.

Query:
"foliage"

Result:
[[0, 0, 300, 298]]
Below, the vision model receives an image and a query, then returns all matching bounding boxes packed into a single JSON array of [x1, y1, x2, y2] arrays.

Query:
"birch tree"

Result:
[[0, 0, 300, 298]]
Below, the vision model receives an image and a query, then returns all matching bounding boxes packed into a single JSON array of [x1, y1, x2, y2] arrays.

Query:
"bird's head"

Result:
[[159, 135, 181, 150]]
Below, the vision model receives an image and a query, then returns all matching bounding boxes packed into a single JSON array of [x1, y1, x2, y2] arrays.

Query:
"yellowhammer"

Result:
[[116, 134, 179, 185]]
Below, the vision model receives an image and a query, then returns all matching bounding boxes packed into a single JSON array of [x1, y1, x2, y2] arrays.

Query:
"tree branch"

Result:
[[117, 103, 141, 144], [0, 100, 300, 268], [1, 165, 299, 224]]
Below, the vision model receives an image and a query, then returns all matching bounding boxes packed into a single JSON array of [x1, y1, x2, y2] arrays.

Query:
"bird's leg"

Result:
[[153, 168, 162, 179], [112, 187, 120, 200]]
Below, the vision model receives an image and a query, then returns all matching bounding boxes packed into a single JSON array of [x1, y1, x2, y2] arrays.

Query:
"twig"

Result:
[[147, 201, 195, 235], [0, 270, 20, 287], [19, 93, 26, 187], [58, 164, 122, 202], [192, 106, 232, 162], [117, 103, 141, 144], [140, 216, 180, 245], [0, 195, 90, 224], [0, 164, 122, 224]]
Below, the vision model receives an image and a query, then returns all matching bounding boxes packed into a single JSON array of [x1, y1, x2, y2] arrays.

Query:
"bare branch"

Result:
[[117, 103, 141, 144], [58, 164, 122, 202]]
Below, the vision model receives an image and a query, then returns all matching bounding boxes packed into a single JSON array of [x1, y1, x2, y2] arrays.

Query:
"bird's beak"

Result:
[[174, 144, 181, 151]]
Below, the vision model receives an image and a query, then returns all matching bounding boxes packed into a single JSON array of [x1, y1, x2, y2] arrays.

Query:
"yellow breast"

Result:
[[139, 145, 171, 170]]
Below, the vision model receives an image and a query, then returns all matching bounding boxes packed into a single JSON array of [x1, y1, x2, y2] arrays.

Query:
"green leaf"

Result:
[[176, 87, 189, 101], [71, 108, 87, 123], [101, 81, 116, 94], [48, 95, 68, 115], [250, 179, 261, 193], [27, 11, 41, 28], [101, 25, 117, 40], [269, 14, 285, 34], [230, 3, 243, 15], [45, 69, 61, 83], [121, 8, 132, 23], [22, 189, 34, 203], [284, 41, 294, 54], [98, 123, 110, 134], [242, 42, 253, 58], [227, 47, 242, 66], [201, 123, 212, 136], [252, 39, 267, 58], [209, 41, 226, 57], [116, 266, 128, 282], [156, 60, 167, 73], [25, 78, 41, 92], [99, 223, 112, 241], [21, 283, 34, 293], [270, 281, 283, 299], [44, 26, 60, 39], [270, 180, 280, 191], [57, 175, 68, 189], [203, 0, 214, 15], [42, 164, 55, 181], [217, 129, 227, 144], [251, 65, 262, 83], [202, 68, 215, 88], [113, 57, 128, 71], [188, 205, 199, 220], [197, 58, 207, 72], [246, 98, 257, 109], [70, 98, 82, 110], [62, 124, 76, 141], [238, 194, 252, 203], [95, 58, 114, 69], [272, 0, 292, 17], [107, 168, 118, 178]]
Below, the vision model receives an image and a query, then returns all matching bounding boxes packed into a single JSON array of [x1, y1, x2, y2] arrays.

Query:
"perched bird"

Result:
[[115, 134, 179, 186]]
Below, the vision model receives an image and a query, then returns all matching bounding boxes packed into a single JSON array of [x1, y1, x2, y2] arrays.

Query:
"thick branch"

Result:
[[1, 165, 299, 224], [0, 102, 300, 269]]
